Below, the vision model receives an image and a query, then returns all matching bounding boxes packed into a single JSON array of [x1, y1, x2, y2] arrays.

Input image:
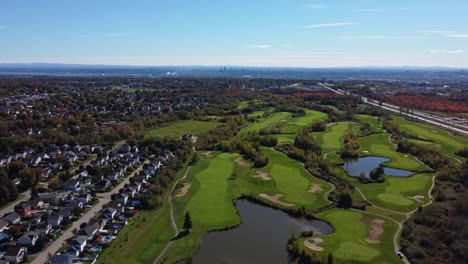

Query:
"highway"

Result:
[[318, 83, 468, 136]]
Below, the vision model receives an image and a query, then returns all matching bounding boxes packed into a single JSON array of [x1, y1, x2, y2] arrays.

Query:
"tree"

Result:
[[183, 211, 193, 231], [337, 192, 353, 209], [327, 254, 334, 264]]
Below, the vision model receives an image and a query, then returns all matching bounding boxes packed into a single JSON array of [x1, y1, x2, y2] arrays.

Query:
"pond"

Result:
[[193, 200, 334, 264], [343, 156, 413, 178]]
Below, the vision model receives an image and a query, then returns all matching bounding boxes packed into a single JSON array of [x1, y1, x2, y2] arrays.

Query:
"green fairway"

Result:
[[356, 114, 384, 134], [231, 148, 331, 209], [273, 133, 296, 144], [391, 116, 468, 157], [239, 112, 291, 134], [304, 209, 401, 264], [145, 120, 219, 137], [357, 133, 428, 171], [186, 153, 239, 227], [320, 122, 352, 151], [281, 109, 328, 133]]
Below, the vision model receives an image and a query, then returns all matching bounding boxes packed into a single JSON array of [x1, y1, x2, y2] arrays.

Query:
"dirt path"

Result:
[[304, 238, 324, 251], [259, 193, 294, 207], [175, 183, 191, 197], [154, 165, 192, 264]]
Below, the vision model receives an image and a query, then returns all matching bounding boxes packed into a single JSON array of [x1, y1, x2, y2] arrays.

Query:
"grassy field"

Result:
[[145, 120, 220, 138], [357, 133, 428, 172], [391, 116, 468, 157], [303, 209, 401, 264], [239, 112, 291, 134]]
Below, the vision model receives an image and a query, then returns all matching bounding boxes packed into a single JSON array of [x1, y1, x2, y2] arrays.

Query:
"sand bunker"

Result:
[[304, 238, 324, 251], [362, 219, 385, 244], [408, 195, 424, 203], [202, 151, 213, 158], [234, 157, 249, 167], [259, 193, 294, 207], [362, 150, 369, 154], [308, 183, 323, 193], [175, 183, 191, 197], [253, 171, 271, 181]]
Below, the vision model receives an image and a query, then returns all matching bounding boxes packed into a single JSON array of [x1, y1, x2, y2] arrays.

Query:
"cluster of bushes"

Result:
[[455, 147, 468, 158], [340, 132, 359, 158]]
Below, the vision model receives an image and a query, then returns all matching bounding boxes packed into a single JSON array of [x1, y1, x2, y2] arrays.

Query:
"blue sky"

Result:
[[1, 0, 467, 67]]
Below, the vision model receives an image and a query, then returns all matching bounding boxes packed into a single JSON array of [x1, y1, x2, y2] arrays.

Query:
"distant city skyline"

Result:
[[1, 0, 467, 67]]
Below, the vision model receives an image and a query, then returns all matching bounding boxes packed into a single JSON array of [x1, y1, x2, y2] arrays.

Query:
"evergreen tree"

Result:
[[183, 211, 193, 231]]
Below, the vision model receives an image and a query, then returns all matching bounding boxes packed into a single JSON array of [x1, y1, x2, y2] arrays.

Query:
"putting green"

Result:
[[357, 133, 428, 171], [310, 209, 401, 264]]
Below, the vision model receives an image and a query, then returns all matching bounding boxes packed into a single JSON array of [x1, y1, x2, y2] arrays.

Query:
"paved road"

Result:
[[31, 160, 148, 264], [0, 190, 31, 217], [153, 165, 192, 264], [318, 83, 468, 136]]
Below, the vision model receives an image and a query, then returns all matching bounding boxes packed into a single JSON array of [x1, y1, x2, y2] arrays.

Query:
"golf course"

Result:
[[97, 101, 465, 264]]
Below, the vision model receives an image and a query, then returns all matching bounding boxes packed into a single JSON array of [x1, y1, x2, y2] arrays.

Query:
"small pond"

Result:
[[193, 200, 334, 264], [343, 156, 413, 178]]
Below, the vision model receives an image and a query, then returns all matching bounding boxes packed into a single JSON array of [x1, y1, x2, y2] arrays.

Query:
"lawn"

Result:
[[303, 209, 402, 264], [145, 120, 220, 138], [357, 133, 428, 172], [239, 112, 291, 134]]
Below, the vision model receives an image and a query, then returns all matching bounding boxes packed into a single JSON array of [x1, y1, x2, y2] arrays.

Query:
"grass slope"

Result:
[[320, 122, 352, 152], [239, 112, 291, 134], [145, 120, 219, 138]]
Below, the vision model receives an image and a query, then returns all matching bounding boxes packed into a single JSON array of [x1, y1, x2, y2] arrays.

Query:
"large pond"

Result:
[[343, 156, 413, 178], [193, 200, 334, 264]]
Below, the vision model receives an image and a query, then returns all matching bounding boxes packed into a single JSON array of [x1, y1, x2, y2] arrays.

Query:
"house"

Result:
[[48, 214, 63, 227], [0, 219, 9, 232], [77, 193, 91, 204], [100, 208, 117, 220], [14, 203, 32, 218], [17, 232, 39, 247], [59, 208, 73, 219], [95, 180, 110, 190], [32, 223, 52, 235], [79, 222, 100, 240], [69, 236, 87, 252], [125, 187, 136, 198], [67, 181, 80, 191], [3, 212, 21, 224], [49, 254, 74, 264], [68, 200, 84, 210], [131, 182, 142, 192], [115, 193, 129, 205], [3, 246, 26, 263], [107, 172, 119, 182]]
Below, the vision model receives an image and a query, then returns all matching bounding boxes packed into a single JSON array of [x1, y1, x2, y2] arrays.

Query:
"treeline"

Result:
[[218, 132, 277, 167], [137, 137, 193, 210], [397, 140, 449, 170], [401, 163, 468, 264]]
